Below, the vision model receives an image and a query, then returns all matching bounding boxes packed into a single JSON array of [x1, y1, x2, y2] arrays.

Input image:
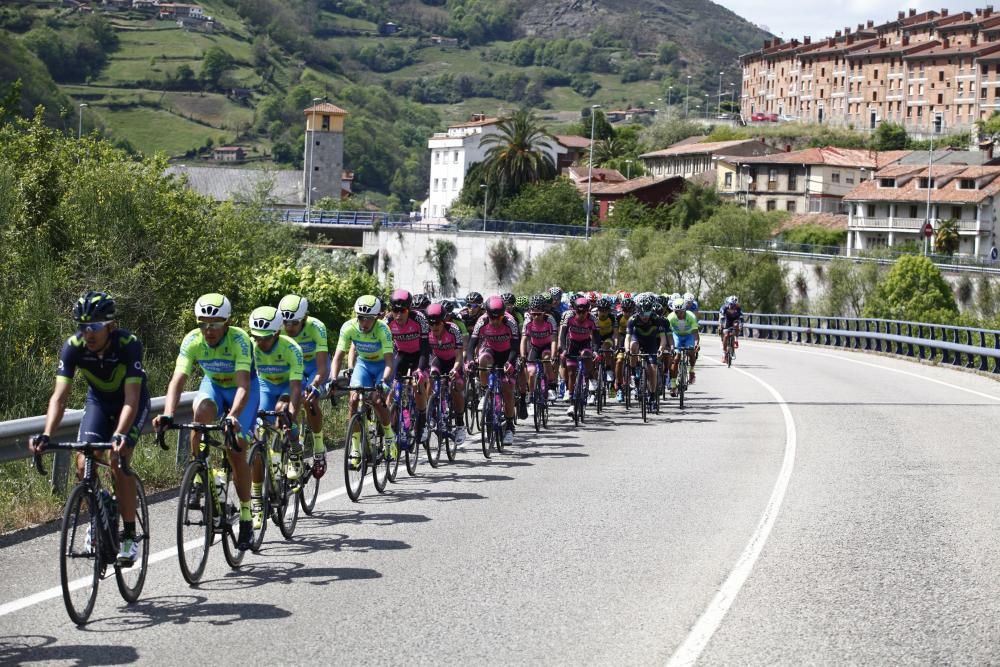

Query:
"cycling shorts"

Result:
[[562, 339, 591, 368], [393, 351, 423, 382], [258, 380, 290, 414], [303, 363, 332, 399], [430, 357, 464, 388], [78, 390, 152, 447], [673, 334, 696, 350], [194, 376, 260, 438], [526, 344, 552, 363], [477, 348, 511, 368], [351, 358, 385, 389]]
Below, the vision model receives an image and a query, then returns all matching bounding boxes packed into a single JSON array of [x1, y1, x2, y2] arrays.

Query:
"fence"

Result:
[[702, 313, 1000, 373], [0, 392, 195, 493]]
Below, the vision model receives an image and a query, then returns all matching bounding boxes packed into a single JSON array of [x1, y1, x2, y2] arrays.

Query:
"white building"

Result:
[[424, 114, 502, 221], [423, 113, 571, 221]]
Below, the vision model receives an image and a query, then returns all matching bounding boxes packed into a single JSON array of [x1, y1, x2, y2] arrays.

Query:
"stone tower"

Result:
[[302, 102, 348, 204]]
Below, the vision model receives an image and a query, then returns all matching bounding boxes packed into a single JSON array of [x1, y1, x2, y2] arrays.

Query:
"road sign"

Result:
[[992, 246, 998, 261], [923, 221, 933, 238]]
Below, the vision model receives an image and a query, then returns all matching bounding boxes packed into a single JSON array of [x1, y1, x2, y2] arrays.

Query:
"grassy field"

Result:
[[97, 106, 224, 155], [162, 91, 253, 129]]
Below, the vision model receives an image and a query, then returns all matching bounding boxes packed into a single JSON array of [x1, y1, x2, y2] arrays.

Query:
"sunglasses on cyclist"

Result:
[[198, 321, 226, 331], [640, 310, 652, 317], [530, 311, 546, 316], [487, 310, 504, 318], [77, 320, 113, 334], [251, 332, 277, 341], [358, 315, 375, 323], [390, 305, 407, 312], [427, 318, 442, 325]]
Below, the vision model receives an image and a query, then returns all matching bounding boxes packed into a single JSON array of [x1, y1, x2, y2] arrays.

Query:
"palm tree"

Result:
[[934, 218, 959, 255], [588, 137, 628, 166], [480, 108, 555, 200]]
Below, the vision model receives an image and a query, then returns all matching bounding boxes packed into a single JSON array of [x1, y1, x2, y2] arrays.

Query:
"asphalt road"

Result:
[[3, 340, 1000, 665]]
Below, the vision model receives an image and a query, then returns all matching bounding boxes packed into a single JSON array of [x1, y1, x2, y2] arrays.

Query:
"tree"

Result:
[[200, 47, 235, 88], [639, 116, 704, 152], [664, 183, 721, 230], [934, 218, 959, 256], [820, 257, 882, 317], [871, 121, 908, 150], [863, 255, 958, 322], [425, 239, 459, 296], [480, 107, 556, 200], [657, 42, 679, 64], [496, 178, 586, 226]]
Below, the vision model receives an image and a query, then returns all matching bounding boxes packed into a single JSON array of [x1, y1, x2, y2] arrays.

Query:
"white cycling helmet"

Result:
[[354, 294, 382, 316], [671, 297, 686, 311], [683, 292, 695, 302], [278, 294, 308, 321], [194, 293, 231, 320], [249, 306, 282, 336], [670, 292, 682, 303]]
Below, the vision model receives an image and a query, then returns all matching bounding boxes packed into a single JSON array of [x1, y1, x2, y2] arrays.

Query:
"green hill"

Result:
[[0, 0, 769, 202]]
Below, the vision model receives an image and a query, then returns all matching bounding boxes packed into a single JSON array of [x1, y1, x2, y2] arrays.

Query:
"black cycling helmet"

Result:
[[73, 291, 116, 323], [413, 293, 431, 310], [529, 294, 548, 311], [500, 292, 516, 308], [621, 296, 635, 310], [596, 296, 611, 310], [465, 291, 484, 306], [548, 286, 563, 300]]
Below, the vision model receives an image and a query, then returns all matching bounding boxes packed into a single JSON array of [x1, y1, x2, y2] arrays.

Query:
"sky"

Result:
[[715, 1, 980, 41]]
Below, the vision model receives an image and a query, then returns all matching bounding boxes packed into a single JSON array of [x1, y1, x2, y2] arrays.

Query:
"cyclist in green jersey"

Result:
[[248, 306, 304, 530], [155, 293, 258, 551], [278, 294, 331, 478], [667, 297, 701, 394], [330, 296, 397, 462]]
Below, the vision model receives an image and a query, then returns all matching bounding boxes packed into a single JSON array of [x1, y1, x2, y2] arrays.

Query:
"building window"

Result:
[[452, 151, 459, 163], [433, 178, 439, 191], [918, 177, 935, 188], [788, 171, 797, 190], [959, 178, 976, 189], [434, 152, 440, 164], [768, 168, 777, 182], [879, 178, 896, 187], [831, 172, 840, 183], [786, 201, 796, 212], [867, 204, 876, 217], [452, 177, 458, 190], [952, 205, 962, 219], [314, 166, 319, 171], [766, 200, 777, 211], [846, 174, 855, 184], [909, 204, 918, 218], [724, 172, 733, 189], [939, 71, 945, 81]]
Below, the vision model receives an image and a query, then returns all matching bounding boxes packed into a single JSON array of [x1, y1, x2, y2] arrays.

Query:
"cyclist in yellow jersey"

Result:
[[613, 295, 636, 402], [592, 296, 617, 396], [278, 294, 331, 478], [155, 293, 258, 551], [331, 295, 397, 462]]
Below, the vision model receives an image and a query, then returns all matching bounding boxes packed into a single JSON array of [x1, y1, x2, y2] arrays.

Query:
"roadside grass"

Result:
[[1, 401, 350, 535]]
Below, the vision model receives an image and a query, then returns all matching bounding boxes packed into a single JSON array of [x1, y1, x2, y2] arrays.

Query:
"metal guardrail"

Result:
[[0, 392, 195, 492], [700, 313, 1000, 373]]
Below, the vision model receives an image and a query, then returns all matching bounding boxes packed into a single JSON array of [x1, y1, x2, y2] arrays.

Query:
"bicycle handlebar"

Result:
[[155, 420, 242, 453], [31, 441, 134, 478]]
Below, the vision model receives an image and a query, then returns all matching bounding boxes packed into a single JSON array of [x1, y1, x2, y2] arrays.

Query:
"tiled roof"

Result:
[[303, 102, 349, 115], [449, 116, 500, 128], [843, 165, 1000, 203], [589, 176, 683, 195], [719, 147, 910, 168], [566, 166, 626, 183], [639, 139, 762, 159], [904, 40, 1000, 59], [165, 166, 303, 205], [896, 150, 989, 166], [553, 134, 592, 149], [777, 213, 849, 232]]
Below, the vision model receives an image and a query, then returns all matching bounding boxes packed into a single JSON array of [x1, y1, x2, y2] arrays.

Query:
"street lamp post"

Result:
[[703, 93, 710, 119], [480, 183, 488, 232], [685, 76, 692, 118], [306, 96, 322, 223], [717, 71, 723, 117], [667, 86, 673, 109], [625, 159, 633, 179], [586, 104, 601, 239], [77, 103, 88, 139]]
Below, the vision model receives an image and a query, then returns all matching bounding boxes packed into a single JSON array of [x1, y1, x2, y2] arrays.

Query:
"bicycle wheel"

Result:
[[220, 466, 245, 569], [298, 430, 320, 515], [532, 385, 542, 432], [247, 442, 270, 552], [176, 462, 212, 585], [444, 401, 458, 463], [465, 381, 479, 434], [481, 394, 493, 459], [595, 365, 605, 414], [494, 391, 506, 454], [624, 362, 632, 410], [425, 396, 442, 468], [276, 442, 300, 540], [404, 419, 420, 476], [115, 476, 150, 604], [639, 367, 648, 423], [60, 484, 101, 625], [371, 421, 389, 493], [344, 412, 367, 502]]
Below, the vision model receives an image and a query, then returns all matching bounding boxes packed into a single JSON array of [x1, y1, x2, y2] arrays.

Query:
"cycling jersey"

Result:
[[429, 322, 463, 362], [559, 310, 601, 347], [592, 310, 617, 340], [666, 311, 700, 336], [614, 310, 634, 338], [450, 317, 469, 339], [469, 313, 519, 354], [336, 319, 393, 362], [175, 326, 254, 389], [626, 314, 667, 343], [685, 299, 700, 313], [522, 314, 558, 349], [285, 316, 328, 368], [458, 307, 483, 333], [57, 329, 148, 401], [720, 305, 744, 327], [253, 335, 304, 386], [510, 308, 525, 331], [388, 311, 430, 357]]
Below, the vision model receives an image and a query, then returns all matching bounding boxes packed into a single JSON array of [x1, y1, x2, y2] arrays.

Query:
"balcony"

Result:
[[850, 217, 983, 233]]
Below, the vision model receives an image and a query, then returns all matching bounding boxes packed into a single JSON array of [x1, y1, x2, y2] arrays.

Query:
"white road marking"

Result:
[[667, 360, 797, 667], [0, 485, 347, 617]]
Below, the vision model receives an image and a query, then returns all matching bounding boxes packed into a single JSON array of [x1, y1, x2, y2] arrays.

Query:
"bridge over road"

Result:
[[3, 342, 1000, 663]]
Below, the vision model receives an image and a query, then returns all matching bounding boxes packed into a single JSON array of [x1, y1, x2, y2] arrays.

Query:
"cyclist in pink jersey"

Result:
[[520, 293, 558, 405], [387, 289, 432, 445], [558, 295, 601, 415], [426, 303, 467, 445], [467, 296, 520, 446]]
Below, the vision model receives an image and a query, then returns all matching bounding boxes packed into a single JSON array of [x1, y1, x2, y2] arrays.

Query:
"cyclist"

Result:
[[521, 294, 559, 409], [412, 293, 432, 316], [155, 293, 258, 551], [277, 294, 330, 477], [29, 291, 151, 566], [425, 302, 467, 445], [624, 294, 668, 405], [547, 286, 566, 319], [331, 295, 396, 464], [613, 295, 636, 402], [719, 295, 744, 360], [386, 289, 432, 445], [667, 297, 701, 395], [501, 293, 522, 329], [459, 291, 484, 334], [558, 295, 601, 415], [467, 295, 520, 446], [683, 292, 700, 320], [247, 306, 304, 531], [442, 300, 468, 339], [592, 296, 617, 396]]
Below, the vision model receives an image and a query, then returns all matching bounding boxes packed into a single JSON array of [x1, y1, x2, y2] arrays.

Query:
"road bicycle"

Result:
[[32, 440, 158, 625], [527, 357, 552, 432], [341, 384, 391, 502], [723, 324, 740, 367], [565, 353, 592, 427], [426, 371, 458, 464], [464, 372, 481, 435], [390, 373, 419, 478], [247, 409, 301, 550], [157, 421, 245, 585], [477, 364, 505, 457], [295, 386, 326, 516], [594, 348, 611, 415], [674, 347, 694, 410]]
